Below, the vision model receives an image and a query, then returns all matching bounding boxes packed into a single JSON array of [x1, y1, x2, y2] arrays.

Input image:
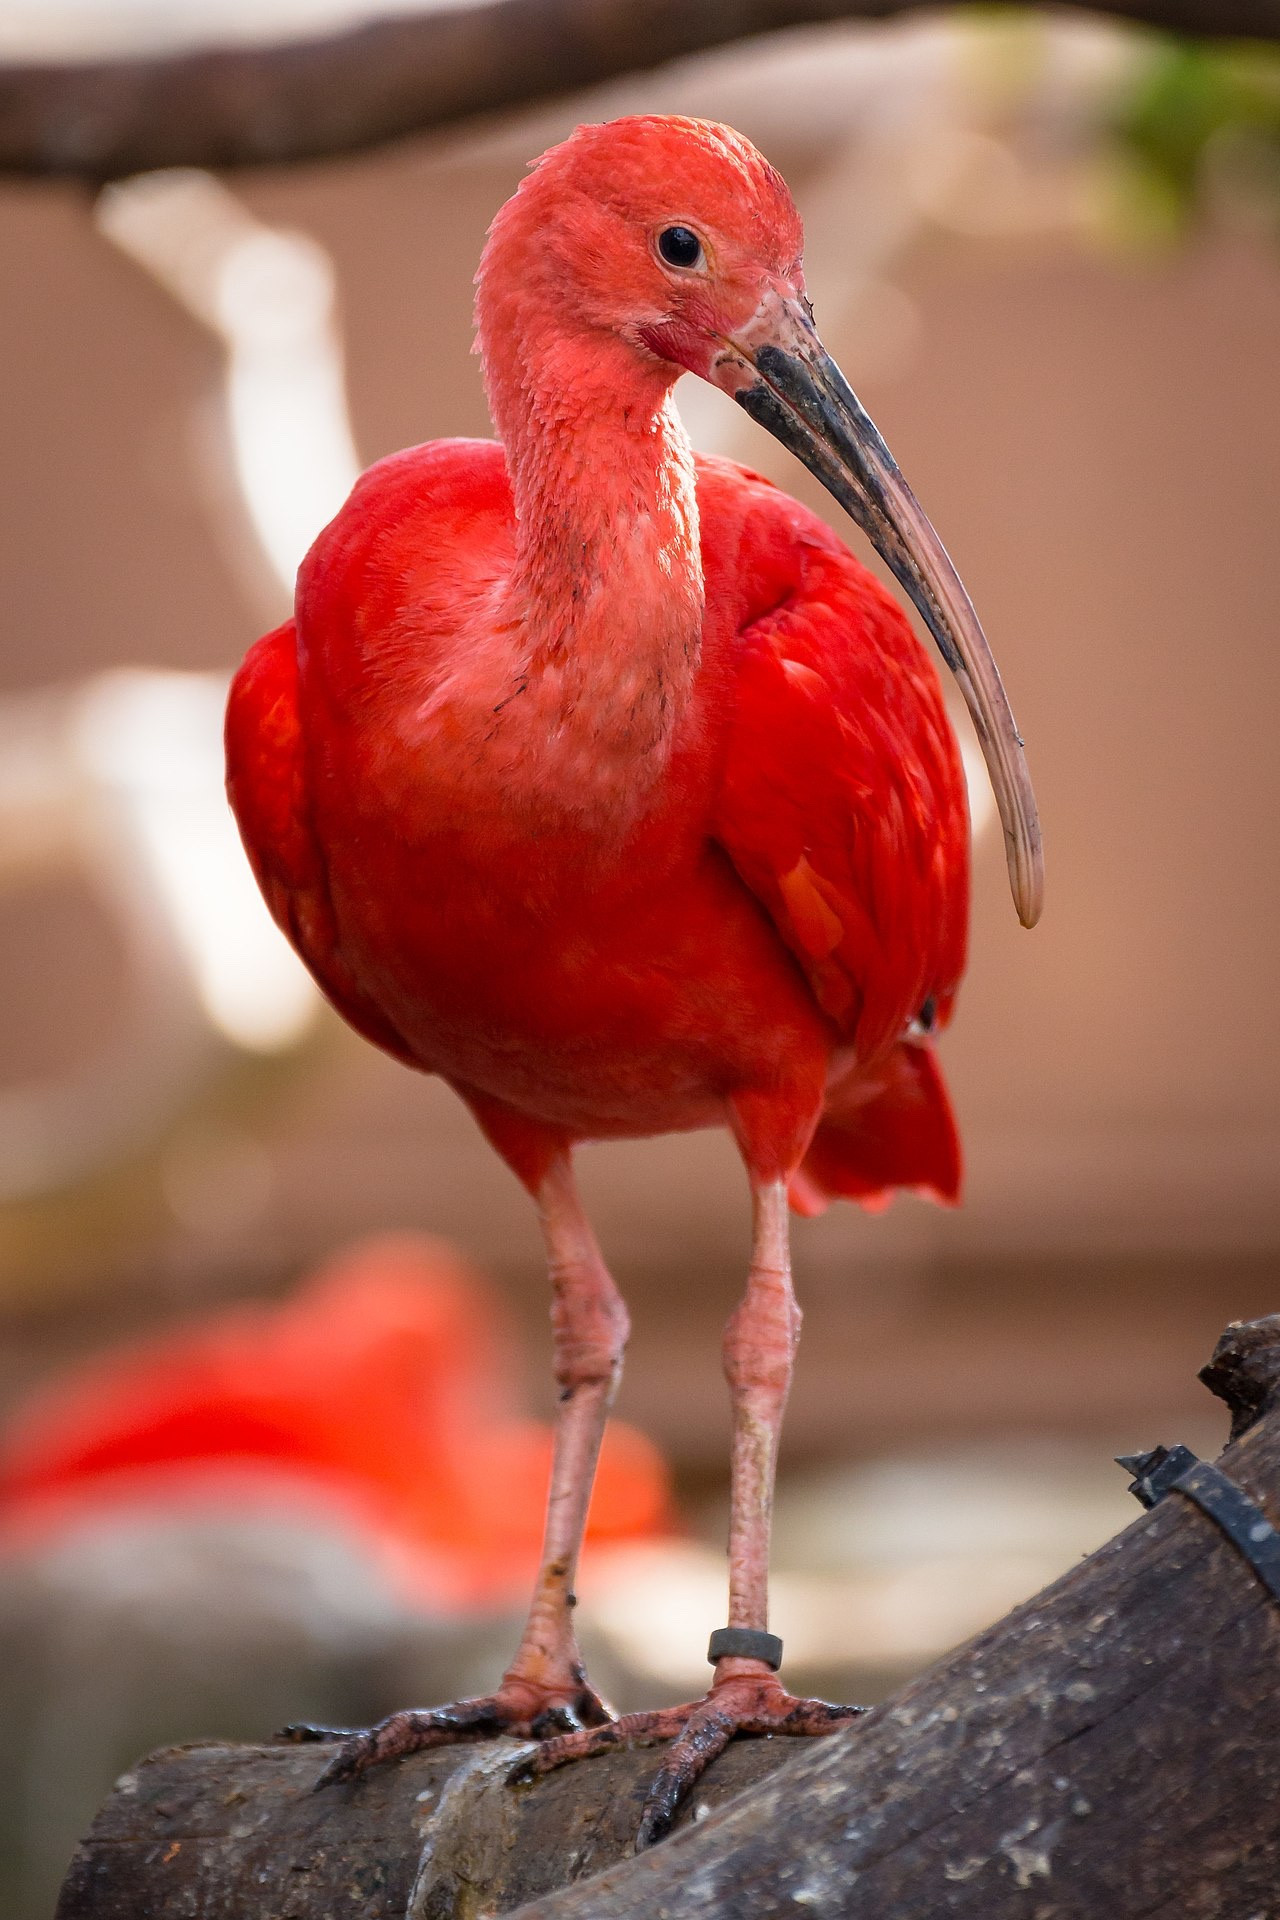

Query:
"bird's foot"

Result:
[[280, 1670, 615, 1789], [508, 1664, 865, 1850]]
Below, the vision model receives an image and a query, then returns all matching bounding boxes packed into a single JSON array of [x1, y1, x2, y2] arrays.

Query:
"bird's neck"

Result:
[[487, 326, 705, 801]]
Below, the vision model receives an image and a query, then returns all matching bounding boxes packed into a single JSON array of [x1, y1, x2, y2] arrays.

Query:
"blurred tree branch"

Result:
[[0, 0, 1277, 182]]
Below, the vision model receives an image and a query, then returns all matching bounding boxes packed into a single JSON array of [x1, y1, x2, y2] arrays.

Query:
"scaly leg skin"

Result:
[[280, 1152, 630, 1786], [511, 1177, 864, 1847]]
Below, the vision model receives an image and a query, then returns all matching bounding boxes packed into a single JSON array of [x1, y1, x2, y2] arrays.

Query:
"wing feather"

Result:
[[712, 491, 969, 1066], [225, 621, 418, 1067]]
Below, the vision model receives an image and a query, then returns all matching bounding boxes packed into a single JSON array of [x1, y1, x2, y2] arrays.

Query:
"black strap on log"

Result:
[[1118, 1443, 1280, 1604]]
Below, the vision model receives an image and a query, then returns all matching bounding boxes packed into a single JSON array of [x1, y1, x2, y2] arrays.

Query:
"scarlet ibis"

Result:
[[0, 1237, 668, 1609], [226, 114, 1041, 1843]]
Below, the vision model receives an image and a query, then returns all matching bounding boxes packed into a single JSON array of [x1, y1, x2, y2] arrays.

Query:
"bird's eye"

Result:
[[657, 226, 705, 271], [905, 995, 938, 1044]]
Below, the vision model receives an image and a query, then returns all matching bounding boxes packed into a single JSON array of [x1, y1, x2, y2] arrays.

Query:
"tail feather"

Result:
[[790, 1043, 962, 1217]]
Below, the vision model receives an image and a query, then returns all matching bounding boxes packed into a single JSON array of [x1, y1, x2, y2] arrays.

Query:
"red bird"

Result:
[[226, 115, 1042, 1843], [0, 1236, 668, 1610]]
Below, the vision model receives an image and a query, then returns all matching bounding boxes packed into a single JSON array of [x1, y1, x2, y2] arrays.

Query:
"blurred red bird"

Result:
[[0, 1237, 667, 1609], [226, 115, 1042, 1842]]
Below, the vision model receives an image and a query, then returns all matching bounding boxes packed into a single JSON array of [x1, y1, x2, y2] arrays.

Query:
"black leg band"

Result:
[[707, 1627, 783, 1669]]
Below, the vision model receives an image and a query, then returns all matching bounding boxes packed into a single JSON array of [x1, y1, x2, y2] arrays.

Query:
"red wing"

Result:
[[225, 622, 418, 1067], [713, 520, 969, 1067]]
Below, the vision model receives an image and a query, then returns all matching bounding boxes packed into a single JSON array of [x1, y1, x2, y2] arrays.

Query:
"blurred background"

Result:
[[2, 2, 1279, 1912]]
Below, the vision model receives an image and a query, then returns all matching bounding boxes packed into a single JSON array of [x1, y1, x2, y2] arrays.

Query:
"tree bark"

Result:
[[53, 1730, 801, 1919], [1, 0, 1277, 184], [56, 1315, 1280, 1919]]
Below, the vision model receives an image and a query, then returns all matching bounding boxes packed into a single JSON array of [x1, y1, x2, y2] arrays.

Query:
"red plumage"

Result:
[[227, 444, 965, 1209], [221, 115, 1038, 1831]]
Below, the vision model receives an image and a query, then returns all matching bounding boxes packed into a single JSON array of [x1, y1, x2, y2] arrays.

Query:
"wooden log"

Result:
[[53, 1728, 802, 1918], [1, 0, 1278, 184], [57, 1316, 1280, 1919]]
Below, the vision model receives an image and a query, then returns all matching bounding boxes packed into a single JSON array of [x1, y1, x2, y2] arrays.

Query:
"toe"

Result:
[[507, 1719, 626, 1786], [765, 1698, 866, 1736], [310, 1702, 507, 1789], [508, 1701, 693, 1788], [635, 1709, 734, 1851]]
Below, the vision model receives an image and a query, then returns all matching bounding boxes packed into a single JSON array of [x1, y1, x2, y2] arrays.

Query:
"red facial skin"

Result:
[[225, 115, 968, 1839]]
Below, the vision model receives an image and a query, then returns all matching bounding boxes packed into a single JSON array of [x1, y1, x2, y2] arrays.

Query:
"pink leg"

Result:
[[513, 1177, 862, 1847], [722, 1176, 801, 1636], [285, 1151, 630, 1781], [498, 1151, 631, 1710]]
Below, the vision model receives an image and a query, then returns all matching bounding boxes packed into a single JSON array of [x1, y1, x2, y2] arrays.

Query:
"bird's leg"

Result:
[[283, 1152, 629, 1784], [494, 1150, 630, 1724], [722, 1171, 800, 1635], [512, 1178, 863, 1846]]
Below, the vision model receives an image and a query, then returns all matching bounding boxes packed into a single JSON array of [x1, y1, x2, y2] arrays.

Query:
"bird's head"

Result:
[[481, 116, 805, 369], [478, 116, 1042, 928]]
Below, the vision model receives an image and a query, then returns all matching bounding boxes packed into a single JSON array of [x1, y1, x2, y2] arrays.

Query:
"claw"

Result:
[[313, 1738, 378, 1792], [528, 1703, 586, 1740], [635, 1709, 735, 1851], [506, 1751, 540, 1789]]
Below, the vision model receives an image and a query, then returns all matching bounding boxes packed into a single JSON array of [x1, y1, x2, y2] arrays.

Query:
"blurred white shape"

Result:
[[219, 235, 360, 591], [770, 1450, 1135, 1571], [587, 1446, 1140, 1689], [97, 169, 361, 594], [0, 669, 318, 1199], [587, 1536, 1052, 1687], [955, 708, 996, 844], [73, 670, 317, 1051], [0, 0, 495, 62], [583, 1540, 725, 1691], [0, 174, 364, 1196]]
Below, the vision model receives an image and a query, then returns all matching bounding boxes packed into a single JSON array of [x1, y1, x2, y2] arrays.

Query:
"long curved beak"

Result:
[[714, 297, 1043, 930]]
